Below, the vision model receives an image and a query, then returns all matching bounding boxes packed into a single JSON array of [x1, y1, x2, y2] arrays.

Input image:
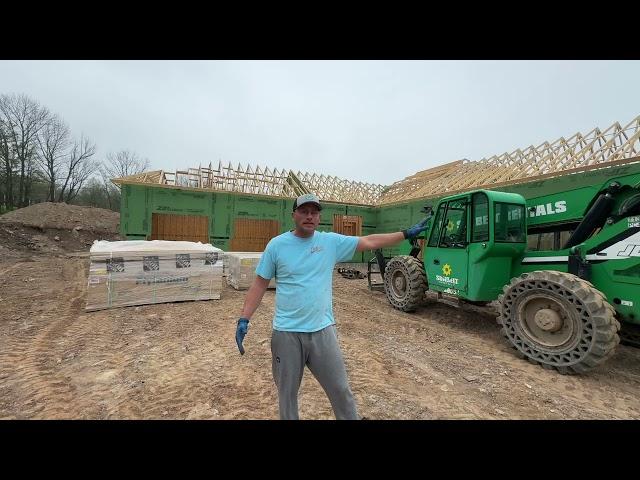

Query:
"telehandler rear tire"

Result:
[[497, 270, 620, 374], [383, 255, 427, 312]]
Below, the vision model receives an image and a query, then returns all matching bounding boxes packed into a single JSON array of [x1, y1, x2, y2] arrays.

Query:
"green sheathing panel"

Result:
[[218, 193, 289, 249], [281, 204, 295, 233], [497, 163, 640, 200], [346, 204, 378, 227], [317, 202, 347, 233], [121, 185, 214, 238], [233, 195, 281, 220], [120, 184, 150, 237], [210, 192, 233, 250], [376, 198, 437, 259], [315, 202, 355, 259], [231, 194, 283, 249], [153, 187, 212, 243], [120, 162, 640, 258], [344, 204, 378, 262], [119, 185, 379, 260], [154, 188, 210, 215]]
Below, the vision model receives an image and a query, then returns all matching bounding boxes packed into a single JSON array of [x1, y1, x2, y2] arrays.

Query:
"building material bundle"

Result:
[[225, 252, 276, 290], [86, 240, 224, 311]]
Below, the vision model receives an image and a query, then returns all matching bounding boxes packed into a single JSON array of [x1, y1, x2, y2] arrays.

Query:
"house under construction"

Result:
[[113, 116, 640, 261]]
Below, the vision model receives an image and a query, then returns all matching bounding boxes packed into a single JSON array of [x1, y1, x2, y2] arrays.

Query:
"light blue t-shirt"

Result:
[[255, 230, 359, 332]]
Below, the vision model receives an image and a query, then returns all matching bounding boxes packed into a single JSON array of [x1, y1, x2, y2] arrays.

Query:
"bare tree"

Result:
[[36, 114, 71, 201], [76, 177, 110, 209], [0, 119, 14, 210], [0, 94, 51, 207], [101, 149, 150, 209], [58, 134, 97, 203], [102, 149, 150, 180]]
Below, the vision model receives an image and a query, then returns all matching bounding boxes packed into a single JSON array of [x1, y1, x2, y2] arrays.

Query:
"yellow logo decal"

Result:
[[446, 220, 455, 232], [442, 264, 452, 276]]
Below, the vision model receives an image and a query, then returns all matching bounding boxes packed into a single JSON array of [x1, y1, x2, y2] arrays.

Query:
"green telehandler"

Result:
[[377, 164, 640, 374]]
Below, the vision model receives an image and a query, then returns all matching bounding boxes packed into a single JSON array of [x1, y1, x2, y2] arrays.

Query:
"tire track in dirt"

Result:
[[0, 261, 28, 277], [27, 260, 94, 418], [338, 317, 494, 419], [333, 275, 640, 419], [62, 296, 278, 419], [334, 286, 502, 418], [3, 259, 640, 419], [1, 258, 281, 419], [0, 259, 84, 418]]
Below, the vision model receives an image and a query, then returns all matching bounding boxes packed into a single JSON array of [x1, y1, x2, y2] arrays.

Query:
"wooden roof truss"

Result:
[[378, 115, 640, 205], [112, 115, 640, 207], [116, 161, 386, 205]]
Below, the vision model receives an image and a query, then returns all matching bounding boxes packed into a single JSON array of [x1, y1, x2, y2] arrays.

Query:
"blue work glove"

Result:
[[402, 217, 431, 240], [236, 318, 249, 355]]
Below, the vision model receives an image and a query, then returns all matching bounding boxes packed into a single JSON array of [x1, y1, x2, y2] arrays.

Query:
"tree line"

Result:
[[0, 93, 150, 213]]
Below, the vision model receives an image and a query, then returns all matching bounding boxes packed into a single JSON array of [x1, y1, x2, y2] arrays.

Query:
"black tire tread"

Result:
[[496, 270, 619, 375], [383, 255, 427, 312]]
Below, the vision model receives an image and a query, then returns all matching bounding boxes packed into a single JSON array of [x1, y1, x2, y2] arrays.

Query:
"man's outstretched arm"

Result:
[[355, 217, 432, 252], [356, 232, 404, 252]]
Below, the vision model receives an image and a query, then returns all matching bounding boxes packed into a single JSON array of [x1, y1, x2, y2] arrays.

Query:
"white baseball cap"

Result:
[[293, 193, 322, 211]]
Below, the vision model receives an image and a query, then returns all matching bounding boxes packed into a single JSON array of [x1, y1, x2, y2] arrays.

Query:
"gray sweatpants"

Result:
[[271, 324, 359, 420]]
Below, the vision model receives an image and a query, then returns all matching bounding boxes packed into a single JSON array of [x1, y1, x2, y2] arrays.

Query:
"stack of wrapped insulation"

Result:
[[86, 240, 224, 311], [225, 252, 276, 290]]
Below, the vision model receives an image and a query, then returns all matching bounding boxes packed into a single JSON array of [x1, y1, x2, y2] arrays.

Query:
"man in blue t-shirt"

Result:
[[235, 193, 430, 420]]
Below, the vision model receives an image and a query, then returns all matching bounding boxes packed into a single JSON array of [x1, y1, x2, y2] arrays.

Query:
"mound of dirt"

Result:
[[0, 203, 123, 256], [0, 202, 119, 233]]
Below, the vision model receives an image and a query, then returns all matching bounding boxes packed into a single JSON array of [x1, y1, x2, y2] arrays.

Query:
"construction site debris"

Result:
[[337, 267, 366, 279]]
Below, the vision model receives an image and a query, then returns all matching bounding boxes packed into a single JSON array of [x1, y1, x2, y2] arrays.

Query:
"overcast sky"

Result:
[[1, 60, 639, 186]]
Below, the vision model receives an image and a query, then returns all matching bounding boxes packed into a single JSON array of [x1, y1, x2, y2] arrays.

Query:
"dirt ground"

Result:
[[2, 204, 640, 420]]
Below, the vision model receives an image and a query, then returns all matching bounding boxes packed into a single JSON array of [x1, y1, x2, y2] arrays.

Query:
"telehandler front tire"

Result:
[[497, 270, 620, 374], [383, 255, 427, 312]]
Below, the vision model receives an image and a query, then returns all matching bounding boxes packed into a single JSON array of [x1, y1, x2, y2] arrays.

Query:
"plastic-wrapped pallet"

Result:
[[86, 240, 224, 311], [225, 252, 276, 290]]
